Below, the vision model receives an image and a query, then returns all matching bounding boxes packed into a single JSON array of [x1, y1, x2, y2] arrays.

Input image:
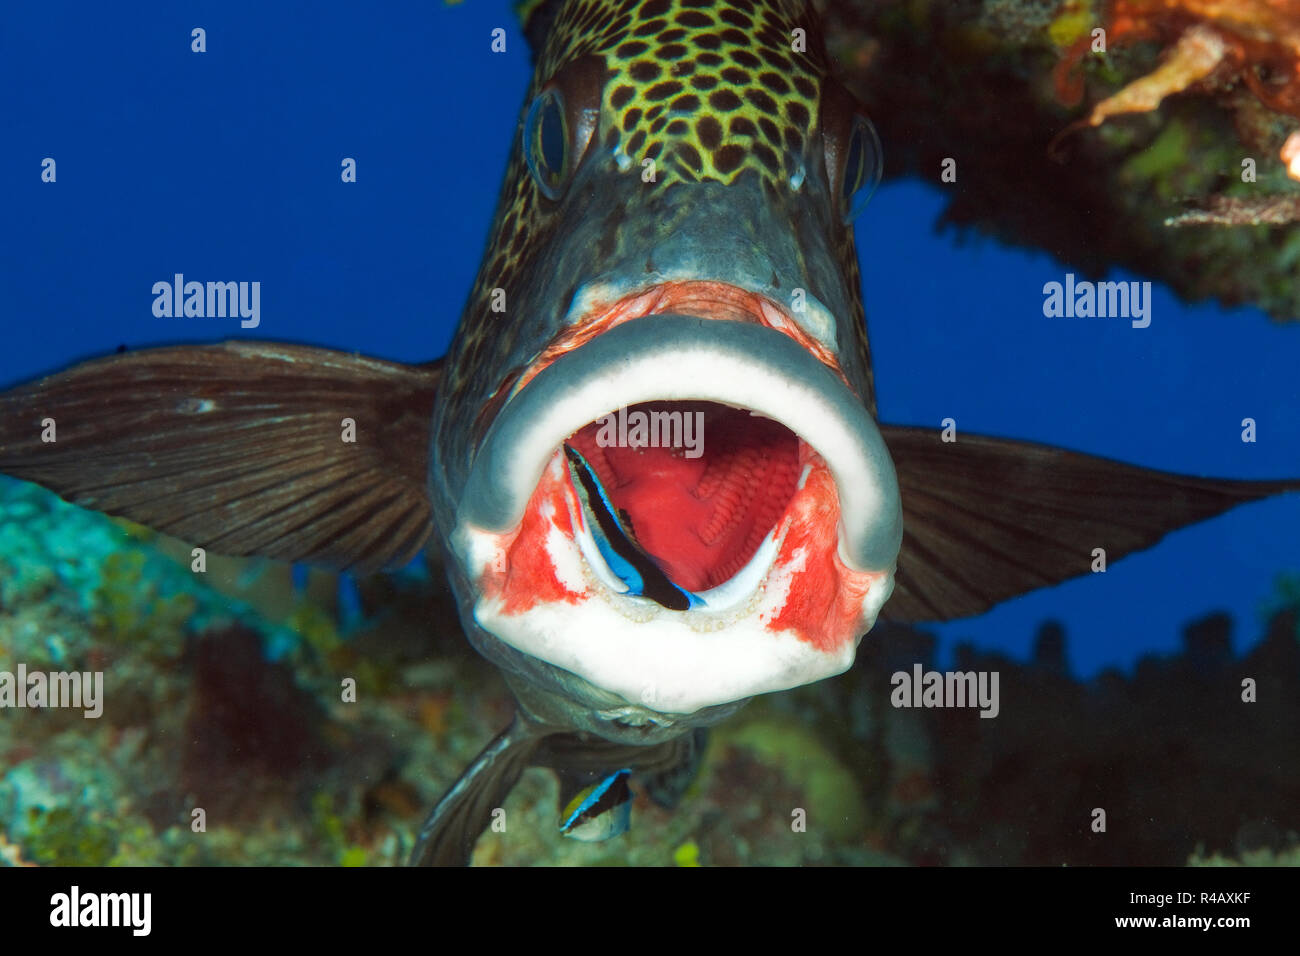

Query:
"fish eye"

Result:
[[525, 87, 570, 200], [839, 114, 883, 223]]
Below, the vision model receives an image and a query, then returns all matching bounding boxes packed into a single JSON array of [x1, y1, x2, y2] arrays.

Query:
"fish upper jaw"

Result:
[[448, 313, 902, 715], [556, 275, 845, 366]]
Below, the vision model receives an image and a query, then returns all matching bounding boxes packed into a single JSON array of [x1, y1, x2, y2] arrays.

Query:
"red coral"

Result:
[[1059, 1, 1300, 111], [1054, 1, 1300, 173]]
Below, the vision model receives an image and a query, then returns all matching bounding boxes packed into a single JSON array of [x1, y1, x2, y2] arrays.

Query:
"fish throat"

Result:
[[566, 402, 802, 605]]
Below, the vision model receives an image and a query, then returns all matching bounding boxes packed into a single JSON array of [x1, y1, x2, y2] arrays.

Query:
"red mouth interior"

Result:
[[566, 401, 802, 593]]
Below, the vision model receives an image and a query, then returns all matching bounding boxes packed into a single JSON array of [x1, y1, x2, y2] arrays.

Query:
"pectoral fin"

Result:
[[410, 717, 545, 866], [410, 723, 710, 864], [0, 342, 441, 573], [879, 426, 1299, 623]]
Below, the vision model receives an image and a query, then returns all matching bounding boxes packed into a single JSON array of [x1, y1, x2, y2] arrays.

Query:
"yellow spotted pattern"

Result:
[[442, 0, 859, 424], [536, 0, 822, 186]]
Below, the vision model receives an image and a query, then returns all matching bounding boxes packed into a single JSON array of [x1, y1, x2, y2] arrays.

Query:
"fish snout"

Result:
[[451, 314, 902, 714]]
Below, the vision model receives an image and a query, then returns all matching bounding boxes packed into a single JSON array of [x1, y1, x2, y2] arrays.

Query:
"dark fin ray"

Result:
[[640, 728, 708, 810], [879, 426, 1300, 623], [0, 342, 441, 573], [409, 717, 545, 867], [409, 725, 705, 865]]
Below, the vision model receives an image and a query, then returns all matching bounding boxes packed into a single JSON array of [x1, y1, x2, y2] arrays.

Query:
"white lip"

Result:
[[451, 315, 903, 714], [455, 450, 895, 714], [462, 512, 889, 712], [461, 509, 890, 714], [458, 315, 902, 574], [694, 530, 781, 611], [476, 595, 865, 715]]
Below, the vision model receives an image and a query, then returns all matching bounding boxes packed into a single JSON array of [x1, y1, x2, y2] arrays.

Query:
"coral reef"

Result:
[[816, 0, 1300, 319], [2, 476, 1295, 865], [0, 476, 484, 866]]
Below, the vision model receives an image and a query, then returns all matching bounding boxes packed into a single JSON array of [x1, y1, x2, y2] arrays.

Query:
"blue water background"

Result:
[[2, 0, 1296, 677]]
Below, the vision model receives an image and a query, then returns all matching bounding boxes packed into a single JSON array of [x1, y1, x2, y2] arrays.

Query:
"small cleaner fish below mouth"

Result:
[[452, 314, 903, 714]]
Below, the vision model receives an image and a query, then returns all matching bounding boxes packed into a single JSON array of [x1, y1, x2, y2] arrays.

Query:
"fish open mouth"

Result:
[[452, 308, 902, 713], [563, 401, 801, 610]]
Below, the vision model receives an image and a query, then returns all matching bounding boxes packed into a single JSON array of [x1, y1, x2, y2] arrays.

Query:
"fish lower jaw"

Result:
[[451, 314, 903, 711], [454, 451, 895, 714], [472, 598, 867, 715]]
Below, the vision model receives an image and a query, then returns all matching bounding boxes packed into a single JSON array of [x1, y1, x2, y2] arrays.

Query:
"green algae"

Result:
[[716, 715, 869, 842], [2, 475, 1297, 867], [673, 840, 701, 867], [1190, 844, 1300, 866], [90, 551, 196, 658], [22, 805, 117, 867], [819, 0, 1300, 321]]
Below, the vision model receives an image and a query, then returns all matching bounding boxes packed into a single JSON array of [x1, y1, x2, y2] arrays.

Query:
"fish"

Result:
[[0, 0, 1296, 866], [559, 768, 634, 841]]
